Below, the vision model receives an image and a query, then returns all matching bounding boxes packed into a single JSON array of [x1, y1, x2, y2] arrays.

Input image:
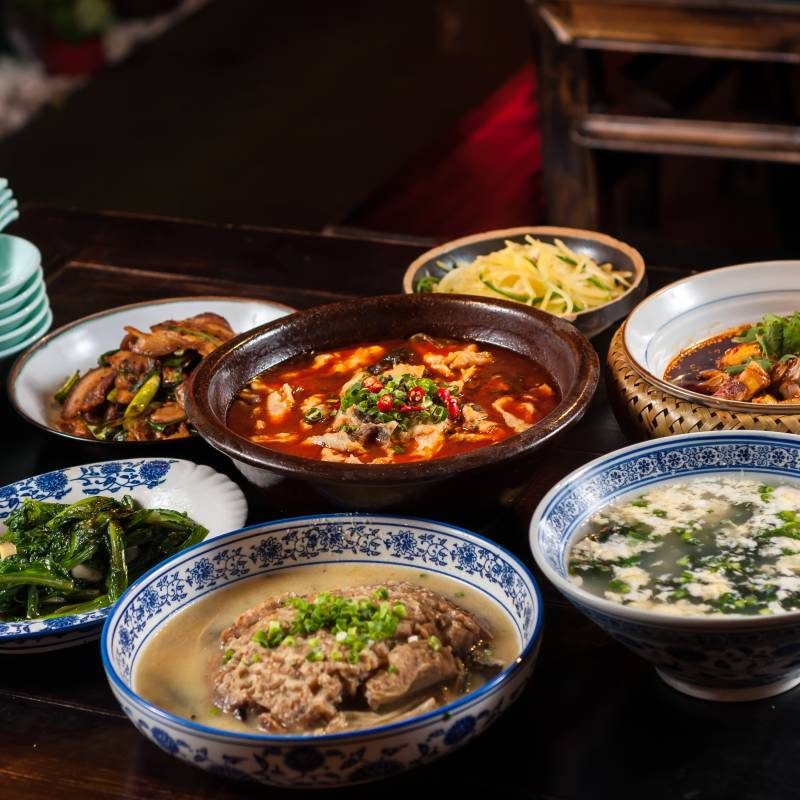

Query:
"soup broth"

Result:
[[227, 335, 559, 464], [568, 476, 800, 617], [135, 563, 519, 735]]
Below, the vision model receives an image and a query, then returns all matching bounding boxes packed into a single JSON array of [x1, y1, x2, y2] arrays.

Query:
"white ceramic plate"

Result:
[[623, 261, 800, 408], [9, 296, 296, 442], [0, 457, 247, 653]]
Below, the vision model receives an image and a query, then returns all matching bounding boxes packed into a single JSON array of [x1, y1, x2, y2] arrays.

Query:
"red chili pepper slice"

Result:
[[437, 387, 451, 402], [447, 399, 460, 419], [400, 404, 411, 413], [363, 376, 383, 393], [408, 386, 425, 404], [377, 394, 393, 412]]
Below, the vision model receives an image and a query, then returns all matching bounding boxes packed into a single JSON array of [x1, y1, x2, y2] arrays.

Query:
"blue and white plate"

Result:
[[102, 514, 542, 787], [0, 458, 247, 653]]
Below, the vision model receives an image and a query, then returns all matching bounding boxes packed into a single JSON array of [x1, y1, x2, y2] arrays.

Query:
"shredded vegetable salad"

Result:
[[415, 236, 633, 316]]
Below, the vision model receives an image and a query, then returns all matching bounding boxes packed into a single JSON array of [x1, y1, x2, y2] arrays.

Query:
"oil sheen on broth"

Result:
[[135, 564, 519, 734], [227, 335, 559, 464], [568, 476, 800, 616]]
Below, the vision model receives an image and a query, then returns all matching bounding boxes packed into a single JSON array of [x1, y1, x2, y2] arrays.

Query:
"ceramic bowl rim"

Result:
[[188, 293, 600, 484], [622, 260, 800, 412], [0, 234, 42, 297], [529, 429, 800, 630], [101, 511, 543, 743], [0, 307, 52, 361], [0, 291, 49, 345], [401, 225, 646, 320], [0, 280, 45, 331], [0, 456, 245, 641], [0, 265, 44, 317], [6, 294, 298, 447]]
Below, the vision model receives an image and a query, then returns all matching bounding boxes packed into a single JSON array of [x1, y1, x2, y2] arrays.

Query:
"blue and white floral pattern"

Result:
[[0, 458, 246, 653], [103, 514, 542, 787], [530, 431, 800, 700]]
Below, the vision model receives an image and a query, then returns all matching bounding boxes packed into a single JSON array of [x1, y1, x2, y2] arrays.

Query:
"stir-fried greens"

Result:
[[0, 496, 208, 620], [53, 312, 236, 441]]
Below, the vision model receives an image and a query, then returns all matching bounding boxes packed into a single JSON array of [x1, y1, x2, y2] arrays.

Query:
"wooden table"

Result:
[[1, 207, 795, 800]]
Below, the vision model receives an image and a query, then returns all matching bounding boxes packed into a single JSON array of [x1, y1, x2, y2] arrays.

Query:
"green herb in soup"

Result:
[[568, 477, 800, 617]]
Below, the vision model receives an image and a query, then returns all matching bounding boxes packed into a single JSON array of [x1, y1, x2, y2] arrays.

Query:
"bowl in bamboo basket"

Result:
[[608, 324, 800, 441]]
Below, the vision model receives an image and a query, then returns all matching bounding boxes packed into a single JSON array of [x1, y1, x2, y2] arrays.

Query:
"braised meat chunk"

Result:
[[212, 581, 492, 734]]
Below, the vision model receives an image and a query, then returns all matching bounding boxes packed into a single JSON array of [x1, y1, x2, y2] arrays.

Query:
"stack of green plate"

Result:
[[0, 234, 52, 361]]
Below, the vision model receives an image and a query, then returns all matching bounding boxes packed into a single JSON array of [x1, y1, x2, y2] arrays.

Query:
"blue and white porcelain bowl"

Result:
[[101, 514, 542, 787], [0, 458, 247, 654], [531, 430, 800, 702]]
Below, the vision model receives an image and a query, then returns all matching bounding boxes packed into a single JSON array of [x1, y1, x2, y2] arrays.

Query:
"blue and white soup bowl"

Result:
[[101, 514, 542, 787], [530, 431, 800, 702], [0, 458, 246, 654]]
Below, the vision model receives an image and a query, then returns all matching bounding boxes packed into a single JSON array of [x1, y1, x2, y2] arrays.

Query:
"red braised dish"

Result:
[[227, 334, 560, 464]]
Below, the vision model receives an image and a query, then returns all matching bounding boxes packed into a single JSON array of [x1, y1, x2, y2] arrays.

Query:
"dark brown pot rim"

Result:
[[188, 294, 600, 485]]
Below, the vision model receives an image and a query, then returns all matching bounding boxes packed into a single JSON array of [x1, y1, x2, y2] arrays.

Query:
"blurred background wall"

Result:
[[0, 0, 798, 269]]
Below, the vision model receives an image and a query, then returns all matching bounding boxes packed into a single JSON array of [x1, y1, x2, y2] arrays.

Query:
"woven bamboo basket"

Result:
[[606, 326, 800, 440]]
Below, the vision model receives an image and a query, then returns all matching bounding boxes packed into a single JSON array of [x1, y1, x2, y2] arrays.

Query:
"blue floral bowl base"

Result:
[[103, 514, 543, 787], [530, 431, 800, 703]]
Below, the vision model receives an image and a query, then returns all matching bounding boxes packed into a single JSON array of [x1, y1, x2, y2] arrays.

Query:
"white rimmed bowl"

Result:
[[0, 265, 43, 319], [101, 514, 542, 787], [0, 234, 41, 303], [0, 280, 45, 335], [0, 305, 52, 362], [530, 430, 800, 702], [0, 458, 247, 653], [623, 260, 800, 411], [8, 296, 295, 445], [403, 226, 646, 338]]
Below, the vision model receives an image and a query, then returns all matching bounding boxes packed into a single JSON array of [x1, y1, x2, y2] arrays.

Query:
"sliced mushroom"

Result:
[[61, 367, 115, 419], [149, 402, 186, 426]]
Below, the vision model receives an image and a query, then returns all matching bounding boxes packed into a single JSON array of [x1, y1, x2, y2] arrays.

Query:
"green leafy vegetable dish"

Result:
[[666, 311, 800, 404], [0, 495, 207, 621]]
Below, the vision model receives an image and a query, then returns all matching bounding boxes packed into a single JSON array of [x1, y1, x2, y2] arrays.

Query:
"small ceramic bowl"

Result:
[[188, 293, 599, 509], [0, 292, 49, 349], [624, 260, 800, 412], [0, 265, 44, 319], [102, 513, 542, 787], [403, 226, 646, 338], [0, 458, 247, 653], [0, 234, 41, 303], [8, 296, 295, 446], [0, 306, 52, 362], [0, 280, 45, 335], [530, 430, 800, 702]]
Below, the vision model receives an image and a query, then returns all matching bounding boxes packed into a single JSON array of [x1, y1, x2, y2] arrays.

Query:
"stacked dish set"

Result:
[[7, 223, 800, 787], [0, 233, 52, 361]]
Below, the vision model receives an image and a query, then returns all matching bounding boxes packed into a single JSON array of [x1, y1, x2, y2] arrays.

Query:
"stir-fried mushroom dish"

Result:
[[667, 312, 800, 404], [228, 334, 559, 463], [54, 312, 236, 441]]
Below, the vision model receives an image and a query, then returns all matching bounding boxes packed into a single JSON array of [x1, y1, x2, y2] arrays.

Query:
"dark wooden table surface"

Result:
[[0, 207, 795, 800]]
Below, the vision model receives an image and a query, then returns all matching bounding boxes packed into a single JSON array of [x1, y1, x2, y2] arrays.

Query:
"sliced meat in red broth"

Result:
[[227, 335, 560, 464]]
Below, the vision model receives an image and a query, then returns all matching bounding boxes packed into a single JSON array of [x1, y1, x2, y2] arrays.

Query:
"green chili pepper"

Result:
[[587, 276, 610, 292], [124, 372, 161, 418], [53, 372, 80, 404], [303, 407, 325, 424], [478, 274, 530, 303], [163, 326, 222, 346], [557, 254, 578, 266]]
